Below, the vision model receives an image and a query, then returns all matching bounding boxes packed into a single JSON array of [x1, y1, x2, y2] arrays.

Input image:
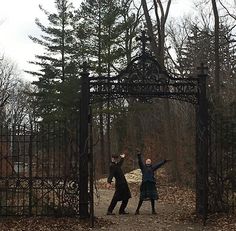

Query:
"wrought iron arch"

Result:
[[89, 51, 199, 104], [79, 31, 209, 225]]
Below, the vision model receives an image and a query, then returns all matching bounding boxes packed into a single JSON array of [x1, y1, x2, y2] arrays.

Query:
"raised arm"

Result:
[[137, 153, 145, 171], [152, 160, 166, 171], [118, 153, 125, 166]]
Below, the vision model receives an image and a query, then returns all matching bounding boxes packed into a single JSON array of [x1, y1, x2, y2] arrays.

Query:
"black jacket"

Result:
[[138, 154, 166, 183], [107, 158, 127, 186], [107, 157, 131, 200]]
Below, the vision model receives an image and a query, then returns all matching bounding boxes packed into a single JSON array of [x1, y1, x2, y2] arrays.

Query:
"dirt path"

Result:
[[0, 168, 234, 230], [0, 184, 234, 231], [94, 188, 203, 231], [92, 185, 236, 231]]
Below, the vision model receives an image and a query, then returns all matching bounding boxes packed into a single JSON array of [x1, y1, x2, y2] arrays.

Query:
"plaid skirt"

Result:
[[140, 181, 158, 201]]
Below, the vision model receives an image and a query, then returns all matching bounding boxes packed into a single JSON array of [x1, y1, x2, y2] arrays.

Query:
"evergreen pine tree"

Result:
[[28, 0, 80, 121]]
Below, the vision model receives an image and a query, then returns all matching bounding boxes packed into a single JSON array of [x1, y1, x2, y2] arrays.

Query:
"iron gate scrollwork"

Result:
[[0, 121, 79, 216], [89, 52, 199, 104], [208, 108, 236, 214]]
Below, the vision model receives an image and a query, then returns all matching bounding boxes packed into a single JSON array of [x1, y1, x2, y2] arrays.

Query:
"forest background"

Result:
[[0, 0, 235, 187]]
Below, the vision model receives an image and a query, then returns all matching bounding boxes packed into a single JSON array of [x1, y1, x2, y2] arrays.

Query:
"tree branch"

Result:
[[219, 0, 236, 21]]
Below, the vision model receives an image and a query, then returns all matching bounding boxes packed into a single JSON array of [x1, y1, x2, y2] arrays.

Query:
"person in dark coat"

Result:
[[107, 153, 131, 215], [135, 149, 170, 215]]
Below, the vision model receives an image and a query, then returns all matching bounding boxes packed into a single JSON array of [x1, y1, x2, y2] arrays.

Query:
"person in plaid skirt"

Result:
[[135, 149, 170, 215]]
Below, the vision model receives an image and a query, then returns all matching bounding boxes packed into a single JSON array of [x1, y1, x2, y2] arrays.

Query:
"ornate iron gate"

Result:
[[79, 31, 209, 221], [0, 31, 212, 221], [0, 121, 79, 216]]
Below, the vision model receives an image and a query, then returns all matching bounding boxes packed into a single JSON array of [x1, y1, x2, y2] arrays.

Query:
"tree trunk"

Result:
[[98, 0, 106, 174], [107, 23, 111, 169], [211, 0, 220, 104], [141, 0, 179, 181], [61, 1, 65, 81], [141, 0, 160, 60]]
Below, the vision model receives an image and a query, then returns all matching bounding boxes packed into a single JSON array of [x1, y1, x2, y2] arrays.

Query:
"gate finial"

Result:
[[136, 30, 150, 55], [81, 61, 90, 73], [197, 63, 208, 76]]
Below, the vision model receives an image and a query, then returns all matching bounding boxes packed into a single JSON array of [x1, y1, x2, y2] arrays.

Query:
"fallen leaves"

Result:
[[0, 168, 235, 230], [95, 167, 236, 230], [0, 216, 111, 231]]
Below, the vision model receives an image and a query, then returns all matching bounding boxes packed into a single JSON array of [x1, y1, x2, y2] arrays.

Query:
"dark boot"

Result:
[[151, 199, 156, 214], [107, 197, 117, 215], [119, 199, 129, 214], [107, 211, 115, 215], [135, 199, 143, 215]]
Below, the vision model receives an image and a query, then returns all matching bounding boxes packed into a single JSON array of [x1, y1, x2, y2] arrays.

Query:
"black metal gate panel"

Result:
[[0, 121, 79, 216], [208, 109, 236, 213]]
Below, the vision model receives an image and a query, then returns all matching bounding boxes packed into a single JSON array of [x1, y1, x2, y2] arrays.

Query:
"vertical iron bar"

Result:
[[47, 123, 50, 184], [79, 62, 90, 218], [23, 124, 26, 214], [196, 63, 208, 224], [75, 119, 79, 215], [36, 123, 39, 215], [58, 122, 61, 207], [41, 123, 44, 214], [10, 124, 14, 216], [6, 124, 9, 216], [17, 124, 20, 215], [89, 106, 94, 227], [64, 120, 67, 184], [225, 120, 229, 213], [220, 117, 223, 211], [233, 121, 235, 213], [28, 123, 33, 216], [53, 121, 56, 212], [16, 124, 19, 215], [0, 124, 3, 215]]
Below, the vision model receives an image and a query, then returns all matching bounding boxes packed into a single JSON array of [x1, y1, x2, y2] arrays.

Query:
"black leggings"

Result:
[[108, 198, 129, 213]]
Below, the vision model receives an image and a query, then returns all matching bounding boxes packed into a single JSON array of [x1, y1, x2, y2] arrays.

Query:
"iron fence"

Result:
[[208, 109, 236, 214], [0, 120, 79, 216]]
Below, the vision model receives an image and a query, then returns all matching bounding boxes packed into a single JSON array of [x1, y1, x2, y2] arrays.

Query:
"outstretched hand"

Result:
[[120, 153, 125, 158], [106, 183, 112, 189], [165, 159, 172, 163]]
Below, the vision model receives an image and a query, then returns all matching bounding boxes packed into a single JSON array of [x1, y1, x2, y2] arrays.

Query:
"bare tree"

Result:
[[211, 0, 220, 103], [0, 57, 18, 122], [141, 0, 183, 182], [7, 81, 34, 125], [0, 56, 32, 125], [142, 0, 171, 67]]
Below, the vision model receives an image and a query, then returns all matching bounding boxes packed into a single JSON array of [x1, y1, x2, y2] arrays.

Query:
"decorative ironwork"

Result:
[[208, 110, 236, 213], [89, 53, 199, 104], [136, 30, 151, 54], [0, 121, 79, 216], [79, 31, 210, 222], [0, 30, 219, 224]]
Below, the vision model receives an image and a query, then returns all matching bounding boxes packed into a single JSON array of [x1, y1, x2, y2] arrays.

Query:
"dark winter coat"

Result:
[[137, 154, 166, 183], [107, 158, 131, 201]]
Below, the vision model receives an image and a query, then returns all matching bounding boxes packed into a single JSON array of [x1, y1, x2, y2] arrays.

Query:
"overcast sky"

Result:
[[0, 0, 194, 82]]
